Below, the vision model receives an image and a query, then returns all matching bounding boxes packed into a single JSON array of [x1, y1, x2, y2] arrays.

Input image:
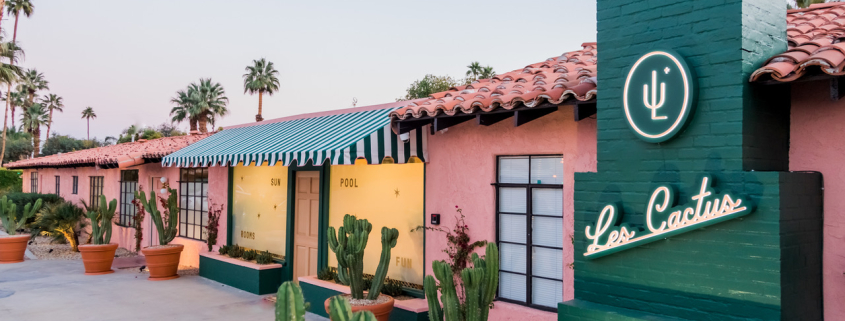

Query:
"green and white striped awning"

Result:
[[161, 107, 427, 168]]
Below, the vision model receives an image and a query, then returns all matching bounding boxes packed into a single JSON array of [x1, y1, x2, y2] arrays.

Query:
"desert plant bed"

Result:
[[28, 235, 136, 260]]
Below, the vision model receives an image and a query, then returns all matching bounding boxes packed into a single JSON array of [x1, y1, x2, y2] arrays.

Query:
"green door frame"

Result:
[[284, 161, 331, 282]]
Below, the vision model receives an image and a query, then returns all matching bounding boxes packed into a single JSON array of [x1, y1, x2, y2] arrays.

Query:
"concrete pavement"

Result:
[[0, 259, 328, 321]]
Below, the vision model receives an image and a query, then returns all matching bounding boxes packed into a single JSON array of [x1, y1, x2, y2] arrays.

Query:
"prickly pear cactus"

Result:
[[328, 296, 378, 321], [275, 281, 306, 321], [87, 195, 116, 245], [425, 243, 499, 321], [0, 196, 41, 235]]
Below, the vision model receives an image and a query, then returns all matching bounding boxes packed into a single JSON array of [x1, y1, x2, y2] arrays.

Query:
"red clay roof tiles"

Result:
[[390, 42, 597, 120], [751, 3, 845, 83], [5, 134, 211, 169]]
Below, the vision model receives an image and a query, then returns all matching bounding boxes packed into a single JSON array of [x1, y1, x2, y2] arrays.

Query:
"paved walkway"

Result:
[[0, 259, 328, 321]]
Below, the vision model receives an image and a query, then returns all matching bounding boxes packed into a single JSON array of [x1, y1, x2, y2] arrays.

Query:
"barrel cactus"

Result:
[[0, 196, 42, 235], [327, 214, 399, 300], [275, 281, 307, 321], [425, 243, 499, 321], [87, 195, 116, 245], [328, 296, 377, 321], [136, 187, 178, 245]]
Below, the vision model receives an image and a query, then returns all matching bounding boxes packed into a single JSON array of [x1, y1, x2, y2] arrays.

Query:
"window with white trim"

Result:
[[496, 155, 564, 310]]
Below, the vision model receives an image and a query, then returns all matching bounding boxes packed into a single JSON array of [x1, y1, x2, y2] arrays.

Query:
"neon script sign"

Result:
[[623, 50, 697, 143], [584, 176, 754, 259]]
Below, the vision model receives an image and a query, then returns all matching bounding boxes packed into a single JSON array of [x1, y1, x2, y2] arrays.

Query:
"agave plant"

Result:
[[30, 202, 86, 251]]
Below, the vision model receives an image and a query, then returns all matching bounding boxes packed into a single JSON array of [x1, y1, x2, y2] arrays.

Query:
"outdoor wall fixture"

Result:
[[430, 213, 440, 225]]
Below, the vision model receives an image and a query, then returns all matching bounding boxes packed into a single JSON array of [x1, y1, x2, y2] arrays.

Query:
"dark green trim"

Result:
[[422, 162, 426, 279], [199, 255, 286, 295], [226, 166, 234, 246], [285, 161, 331, 283], [301, 281, 429, 321]]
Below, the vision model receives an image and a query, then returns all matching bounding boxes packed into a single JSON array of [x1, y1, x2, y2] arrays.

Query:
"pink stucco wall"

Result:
[[790, 81, 845, 320], [423, 106, 597, 320], [21, 164, 228, 267]]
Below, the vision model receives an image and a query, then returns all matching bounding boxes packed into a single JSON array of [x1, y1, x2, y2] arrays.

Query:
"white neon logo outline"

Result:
[[623, 51, 691, 140]]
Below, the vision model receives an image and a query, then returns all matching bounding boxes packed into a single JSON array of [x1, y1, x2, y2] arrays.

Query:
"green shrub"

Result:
[[317, 267, 336, 281], [5, 192, 63, 223], [256, 250, 274, 265], [0, 169, 22, 194], [228, 244, 243, 258], [242, 249, 257, 261], [218, 245, 229, 255], [30, 202, 87, 251], [381, 277, 403, 297]]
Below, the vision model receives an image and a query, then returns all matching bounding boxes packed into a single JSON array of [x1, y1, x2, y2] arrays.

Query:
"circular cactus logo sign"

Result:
[[623, 50, 697, 143]]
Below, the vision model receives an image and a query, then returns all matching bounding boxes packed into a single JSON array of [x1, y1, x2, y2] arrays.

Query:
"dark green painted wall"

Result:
[[560, 1, 823, 320], [301, 281, 429, 321], [199, 255, 287, 295]]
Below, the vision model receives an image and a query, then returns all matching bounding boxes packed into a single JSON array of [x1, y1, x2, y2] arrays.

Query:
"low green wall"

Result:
[[199, 255, 286, 295], [300, 281, 428, 321]]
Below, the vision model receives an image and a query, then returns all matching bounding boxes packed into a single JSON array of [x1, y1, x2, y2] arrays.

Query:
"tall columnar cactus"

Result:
[[0, 196, 42, 235], [327, 214, 399, 300], [327, 296, 378, 321], [425, 243, 499, 321], [87, 195, 116, 245], [275, 281, 307, 321], [136, 187, 178, 245]]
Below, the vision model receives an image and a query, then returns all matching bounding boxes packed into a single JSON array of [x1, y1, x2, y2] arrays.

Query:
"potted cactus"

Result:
[[424, 243, 499, 321], [0, 196, 42, 264], [78, 196, 119, 275], [325, 214, 399, 321], [275, 281, 376, 321], [136, 186, 183, 281]]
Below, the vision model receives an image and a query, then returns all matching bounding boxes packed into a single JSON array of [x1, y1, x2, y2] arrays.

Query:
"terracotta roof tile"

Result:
[[752, 3, 845, 82], [390, 42, 597, 120], [5, 134, 211, 169]]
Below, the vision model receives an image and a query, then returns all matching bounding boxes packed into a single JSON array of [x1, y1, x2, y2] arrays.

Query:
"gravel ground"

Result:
[[27, 236, 138, 260]]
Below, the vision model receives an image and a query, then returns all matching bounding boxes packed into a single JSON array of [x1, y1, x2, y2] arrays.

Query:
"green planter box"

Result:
[[299, 276, 429, 321], [199, 253, 286, 295]]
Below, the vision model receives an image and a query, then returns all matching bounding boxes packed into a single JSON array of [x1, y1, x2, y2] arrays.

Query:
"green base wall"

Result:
[[300, 281, 428, 321], [199, 255, 287, 295]]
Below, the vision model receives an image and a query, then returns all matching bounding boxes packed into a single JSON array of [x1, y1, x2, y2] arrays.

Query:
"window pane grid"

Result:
[[89, 176, 104, 208], [30, 172, 37, 193], [119, 170, 139, 227], [55, 176, 60, 196], [178, 168, 208, 241], [496, 155, 564, 310], [72, 176, 78, 194]]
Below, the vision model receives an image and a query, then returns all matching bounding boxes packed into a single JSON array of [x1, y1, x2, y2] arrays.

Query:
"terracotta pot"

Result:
[[324, 294, 394, 321], [78, 243, 119, 275], [0, 234, 30, 264], [141, 244, 184, 281]]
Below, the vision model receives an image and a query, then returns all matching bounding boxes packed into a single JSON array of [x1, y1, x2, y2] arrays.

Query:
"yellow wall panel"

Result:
[[232, 164, 288, 256]]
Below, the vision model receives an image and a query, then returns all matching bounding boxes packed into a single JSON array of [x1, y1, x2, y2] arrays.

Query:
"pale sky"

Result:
[[8, 0, 597, 140]]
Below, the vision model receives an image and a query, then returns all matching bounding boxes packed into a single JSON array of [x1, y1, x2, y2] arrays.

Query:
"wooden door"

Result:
[[293, 171, 320, 282]]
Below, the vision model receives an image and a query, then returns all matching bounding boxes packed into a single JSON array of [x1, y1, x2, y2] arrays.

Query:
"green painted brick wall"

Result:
[[563, 0, 822, 320]]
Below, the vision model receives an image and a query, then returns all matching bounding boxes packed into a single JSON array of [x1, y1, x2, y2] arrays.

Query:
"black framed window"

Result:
[[496, 155, 564, 310], [89, 176, 104, 208], [179, 168, 208, 240], [30, 172, 37, 193], [72, 176, 78, 194], [118, 170, 139, 227], [55, 176, 60, 196]]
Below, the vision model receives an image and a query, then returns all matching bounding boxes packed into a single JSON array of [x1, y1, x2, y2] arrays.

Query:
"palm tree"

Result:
[[192, 78, 228, 133], [170, 89, 199, 132], [466, 61, 482, 81], [41, 93, 62, 139], [479, 66, 496, 80], [20, 102, 46, 156], [5, 90, 24, 129], [5, 0, 32, 43], [81, 107, 95, 140], [243, 58, 280, 122], [0, 39, 23, 165], [17, 68, 48, 133]]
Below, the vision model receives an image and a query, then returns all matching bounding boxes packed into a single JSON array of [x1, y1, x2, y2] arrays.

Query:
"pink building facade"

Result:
[[10, 135, 226, 267]]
